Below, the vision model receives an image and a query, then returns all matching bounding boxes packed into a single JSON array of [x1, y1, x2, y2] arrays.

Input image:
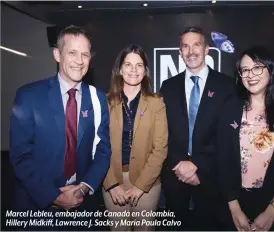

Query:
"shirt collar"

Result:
[[58, 73, 82, 96], [122, 90, 141, 105], [185, 65, 209, 82]]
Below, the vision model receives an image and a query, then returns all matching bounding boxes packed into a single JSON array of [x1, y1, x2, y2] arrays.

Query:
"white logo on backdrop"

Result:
[[153, 47, 221, 92]]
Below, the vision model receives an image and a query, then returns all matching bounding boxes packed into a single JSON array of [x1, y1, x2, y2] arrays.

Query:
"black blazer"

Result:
[[217, 96, 274, 202], [160, 67, 235, 193]]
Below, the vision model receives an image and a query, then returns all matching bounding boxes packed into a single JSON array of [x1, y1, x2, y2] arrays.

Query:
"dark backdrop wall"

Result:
[[52, 8, 274, 93], [1, 4, 274, 229]]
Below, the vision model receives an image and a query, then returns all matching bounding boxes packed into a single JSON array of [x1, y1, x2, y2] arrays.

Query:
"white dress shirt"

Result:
[[58, 73, 93, 194], [185, 65, 209, 114]]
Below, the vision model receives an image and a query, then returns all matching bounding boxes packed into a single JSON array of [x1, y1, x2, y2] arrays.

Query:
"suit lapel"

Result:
[[48, 77, 65, 138], [231, 100, 248, 186], [193, 68, 220, 139], [133, 94, 148, 137], [114, 102, 123, 130], [171, 71, 189, 146], [231, 99, 244, 163], [77, 83, 92, 150], [178, 71, 189, 120], [113, 93, 148, 135]]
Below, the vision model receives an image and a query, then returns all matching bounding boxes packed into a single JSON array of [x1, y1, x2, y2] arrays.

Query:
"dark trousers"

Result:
[[161, 165, 223, 231]]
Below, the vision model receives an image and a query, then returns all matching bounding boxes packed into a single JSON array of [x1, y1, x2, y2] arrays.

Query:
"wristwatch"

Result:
[[80, 185, 89, 195], [79, 188, 86, 196]]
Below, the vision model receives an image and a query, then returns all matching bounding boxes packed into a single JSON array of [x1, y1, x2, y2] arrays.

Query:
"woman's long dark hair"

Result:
[[108, 44, 155, 107], [236, 46, 274, 131]]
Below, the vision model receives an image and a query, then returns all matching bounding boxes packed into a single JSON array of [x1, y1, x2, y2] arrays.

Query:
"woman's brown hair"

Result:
[[108, 44, 156, 106]]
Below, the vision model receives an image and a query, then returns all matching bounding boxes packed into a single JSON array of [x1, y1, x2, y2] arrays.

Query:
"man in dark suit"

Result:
[[160, 27, 235, 230], [9, 25, 111, 217]]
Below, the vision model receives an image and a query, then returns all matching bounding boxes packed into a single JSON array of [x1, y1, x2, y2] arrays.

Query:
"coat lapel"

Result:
[[193, 68, 220, 140], [48, 77, 65, 138], [231, 99, 244, 161], [178, 71, 189, 121], [77, 83, 92, 150], [177, 72, 190, 146], [133, 94, 149, 137], [114, 102, 123, 130]]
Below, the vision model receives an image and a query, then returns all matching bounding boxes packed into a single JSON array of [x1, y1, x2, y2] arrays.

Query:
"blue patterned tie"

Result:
[[188, 76, 200, 155]]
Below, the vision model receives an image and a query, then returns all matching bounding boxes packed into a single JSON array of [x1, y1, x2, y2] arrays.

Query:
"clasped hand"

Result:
[[249, 206, 274, 231], [230, 201, 274, 231], [172, 161, 200, 186], [109, 185, 144, 207], [53, 184, 86, 210]]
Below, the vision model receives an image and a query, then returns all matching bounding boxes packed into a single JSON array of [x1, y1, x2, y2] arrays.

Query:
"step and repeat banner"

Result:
[[77, 10, 274, 92], [153, 42, 224, 91]]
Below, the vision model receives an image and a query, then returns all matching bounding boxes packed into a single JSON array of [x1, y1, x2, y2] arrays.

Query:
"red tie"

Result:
[[64, 88, 77, 178]]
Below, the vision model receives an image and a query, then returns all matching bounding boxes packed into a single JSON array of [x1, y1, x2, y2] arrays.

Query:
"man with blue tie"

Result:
[[160, 27, 235, 230], [9, 25, 111, 215]]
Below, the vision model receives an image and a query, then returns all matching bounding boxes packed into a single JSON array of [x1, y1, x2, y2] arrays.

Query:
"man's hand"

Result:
[[125, 186, 144, 207], [250, 205, 274, 231], [73, 184, 89, 198], [59, 185, 76, 192], [53, 185, 83, 210], [172, 161, 197, 182], [60, 184, 89, 198], [109, 185, 128, 206], [184, 173, 200, 186]]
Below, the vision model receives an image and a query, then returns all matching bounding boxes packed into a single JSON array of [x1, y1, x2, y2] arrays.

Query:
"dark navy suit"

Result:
[[9, 75, 111, 211]]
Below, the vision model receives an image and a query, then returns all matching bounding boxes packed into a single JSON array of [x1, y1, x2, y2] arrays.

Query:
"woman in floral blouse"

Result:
[[218, 46, 274, 231]]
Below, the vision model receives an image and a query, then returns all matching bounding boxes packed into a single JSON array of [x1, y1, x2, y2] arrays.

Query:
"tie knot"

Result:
[[191, 76, 199, 84], [68, 88, 76, 98]]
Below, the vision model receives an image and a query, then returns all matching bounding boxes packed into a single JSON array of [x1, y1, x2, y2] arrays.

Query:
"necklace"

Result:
[[121, 99, 133, 148]]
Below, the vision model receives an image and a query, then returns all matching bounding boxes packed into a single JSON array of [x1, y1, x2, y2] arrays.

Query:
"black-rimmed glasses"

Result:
[[239, 66, 267, 78]]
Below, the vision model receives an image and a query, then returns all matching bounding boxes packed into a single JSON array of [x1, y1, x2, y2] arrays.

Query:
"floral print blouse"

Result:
[[240, 110, 274, 188]]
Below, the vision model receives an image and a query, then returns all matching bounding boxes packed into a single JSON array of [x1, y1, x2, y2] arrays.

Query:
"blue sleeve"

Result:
[[9, 88, 61, 209], [81, 91, 111, 191]]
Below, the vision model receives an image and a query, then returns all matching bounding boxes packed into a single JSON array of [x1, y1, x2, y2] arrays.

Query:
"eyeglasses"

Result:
[[239, 66, 267, 78]]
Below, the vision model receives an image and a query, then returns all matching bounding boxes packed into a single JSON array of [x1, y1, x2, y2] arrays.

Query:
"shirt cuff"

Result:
[[80, 182, 94, 195]]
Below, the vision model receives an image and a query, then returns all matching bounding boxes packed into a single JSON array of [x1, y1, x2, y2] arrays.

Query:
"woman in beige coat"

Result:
[[102, 44, 168, 231]]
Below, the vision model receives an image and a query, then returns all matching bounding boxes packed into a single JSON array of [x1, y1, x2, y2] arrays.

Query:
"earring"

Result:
[[236, 78, 238, 86], [146, 67, 150, 77]]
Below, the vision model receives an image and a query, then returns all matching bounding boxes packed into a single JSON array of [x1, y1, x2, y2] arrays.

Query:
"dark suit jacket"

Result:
[[9, 75, 111, 210], [160, 67, 235, 194], [217, 96, 274, 202]]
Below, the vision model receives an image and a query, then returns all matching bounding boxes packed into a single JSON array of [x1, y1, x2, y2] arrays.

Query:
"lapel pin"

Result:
[[81, 110, 88, 118], [208, 90, 214, 97], [230, 121, 238, 129]]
